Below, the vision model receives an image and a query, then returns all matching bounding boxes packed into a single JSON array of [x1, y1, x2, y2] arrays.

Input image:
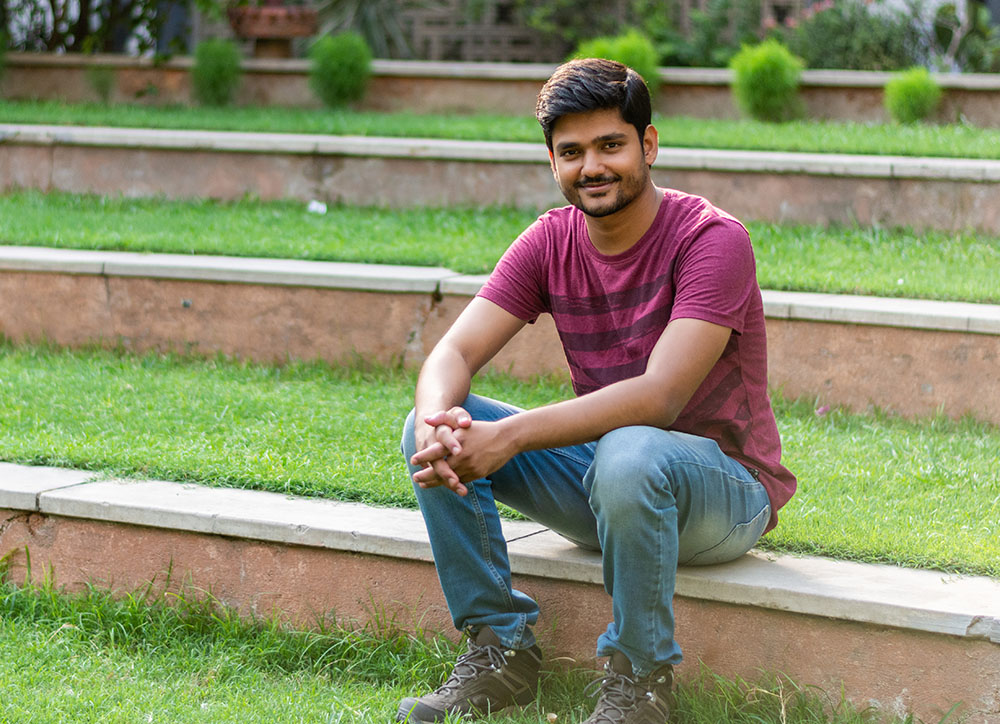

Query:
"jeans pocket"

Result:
[[681, 503, 771, 566]]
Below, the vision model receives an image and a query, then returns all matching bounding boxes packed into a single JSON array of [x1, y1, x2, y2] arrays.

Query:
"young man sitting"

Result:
[[397, 57, 797, 724]]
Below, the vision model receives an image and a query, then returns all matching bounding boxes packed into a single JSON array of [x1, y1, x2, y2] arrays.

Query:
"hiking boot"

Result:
[[396, 627, 542, 722], [581, 651, 674, 724]]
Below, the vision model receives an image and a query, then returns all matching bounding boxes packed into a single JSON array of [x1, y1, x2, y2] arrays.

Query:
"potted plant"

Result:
[[227, 0, 318, 58]]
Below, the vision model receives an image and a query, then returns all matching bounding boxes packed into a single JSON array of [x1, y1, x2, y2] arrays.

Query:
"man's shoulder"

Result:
[[535, 203, 583, 229], [657, 187, 748, 243], [660, 187, 740, 223]]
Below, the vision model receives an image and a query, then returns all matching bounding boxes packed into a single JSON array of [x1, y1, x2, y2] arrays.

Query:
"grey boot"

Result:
[[581, 650, 673, 724], [396, 627, 541, 722]]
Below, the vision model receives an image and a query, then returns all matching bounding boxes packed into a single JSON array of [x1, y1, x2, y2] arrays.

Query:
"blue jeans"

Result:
[[401, 393, 771, 675]]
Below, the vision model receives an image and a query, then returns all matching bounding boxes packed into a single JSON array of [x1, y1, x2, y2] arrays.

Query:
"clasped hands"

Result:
[[410, 407, 512, 497]]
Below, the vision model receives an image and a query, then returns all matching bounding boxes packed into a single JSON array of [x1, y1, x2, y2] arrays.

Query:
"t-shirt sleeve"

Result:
[[477, 218, 549, 323], [670, 218, 756, 334]]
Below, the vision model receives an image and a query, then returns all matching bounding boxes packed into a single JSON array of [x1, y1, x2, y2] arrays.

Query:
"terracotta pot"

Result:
[[226, 5, 318, 39]]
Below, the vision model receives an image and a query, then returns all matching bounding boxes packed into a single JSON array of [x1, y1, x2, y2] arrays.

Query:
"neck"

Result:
[[584, 184, 663, 256]]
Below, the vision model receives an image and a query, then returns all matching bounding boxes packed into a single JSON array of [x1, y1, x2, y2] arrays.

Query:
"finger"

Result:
[[432, 424, 463, 457], [423, 406, 472, 431], [410, 441, 448, 467], [447, 406, 473, 428], [413, 459, 468, 497]]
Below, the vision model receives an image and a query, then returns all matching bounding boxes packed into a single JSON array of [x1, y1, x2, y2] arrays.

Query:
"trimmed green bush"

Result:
[[308, 32, 373, 108], [884, 66, 942, 124], [572, 29, 660, 98], [729, 39, 804, 122], [191, 39, 242, 107]]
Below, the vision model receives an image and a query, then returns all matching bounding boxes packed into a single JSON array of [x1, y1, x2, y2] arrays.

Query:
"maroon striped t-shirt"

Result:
[[477, 188, 796, 531]]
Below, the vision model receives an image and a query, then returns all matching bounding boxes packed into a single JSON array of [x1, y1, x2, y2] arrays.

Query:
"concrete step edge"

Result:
[[4, 123, 1000, 181], [1, 462, 998, 645], [2, 245, 998, 335]]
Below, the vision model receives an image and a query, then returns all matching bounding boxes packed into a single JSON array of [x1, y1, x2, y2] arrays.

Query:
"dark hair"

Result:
[[535, 58, 652, 151]]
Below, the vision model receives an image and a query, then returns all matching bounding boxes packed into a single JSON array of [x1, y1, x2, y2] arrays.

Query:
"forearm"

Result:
[[498, 374, 676, 455], [414, 344, 474, 421]]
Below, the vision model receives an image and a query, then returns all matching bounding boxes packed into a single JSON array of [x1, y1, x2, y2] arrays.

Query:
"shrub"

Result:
[[572, 29, 660, 99], [0, 31, 7, 84], [729, 39, 804, 122], [308, 32, 373, 108], [517, 0, 635, 55], [780, 0, 925, 71], [884, 67, 941, 124], [662, 0, 763, 67], [191, 39, 242, 107], [933, 1, 1000, 72]]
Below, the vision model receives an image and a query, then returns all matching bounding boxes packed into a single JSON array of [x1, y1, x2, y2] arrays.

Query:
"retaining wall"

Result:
[[2, 246, 998, 424], [4, 54, 1000, 125], [3, 125, 1000, 233]]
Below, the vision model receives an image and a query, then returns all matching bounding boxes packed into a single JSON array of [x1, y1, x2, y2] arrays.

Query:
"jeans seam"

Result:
[[469, 484, 516, 614]]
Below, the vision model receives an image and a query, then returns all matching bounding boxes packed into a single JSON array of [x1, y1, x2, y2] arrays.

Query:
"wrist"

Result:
[[495, 414, 525, 458]]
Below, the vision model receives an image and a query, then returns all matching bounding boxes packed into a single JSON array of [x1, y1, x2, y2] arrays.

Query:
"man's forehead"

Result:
[[550, 108, 631, 142]]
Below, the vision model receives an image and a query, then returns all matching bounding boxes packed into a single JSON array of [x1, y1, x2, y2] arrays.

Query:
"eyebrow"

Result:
[[555, 132, 630, 153]]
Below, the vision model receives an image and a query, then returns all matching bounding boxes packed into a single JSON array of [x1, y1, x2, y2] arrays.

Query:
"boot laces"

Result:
[[435, 641, 509, 695], [584, 664, 646, 722]]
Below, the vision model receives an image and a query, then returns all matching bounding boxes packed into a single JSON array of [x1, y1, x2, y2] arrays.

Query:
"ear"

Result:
[[548, 147, 559, 180], [643, 124, 659, 167]]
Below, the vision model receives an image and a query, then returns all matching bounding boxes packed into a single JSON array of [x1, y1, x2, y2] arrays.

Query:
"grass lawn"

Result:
[[1, 343, 997, 578], [0, 579, 943, 723], [3, 98, 1000, 159], [3, 190, 1000, 303]]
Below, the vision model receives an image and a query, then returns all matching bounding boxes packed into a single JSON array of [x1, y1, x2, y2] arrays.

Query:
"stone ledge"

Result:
[[0, 462, 96, 510], [2, 462, 997, 646], [2, 246, 999, 335], [0, 246, 454, 294], [5, 123, 1000, 181], [9, 53, 1000, 91]]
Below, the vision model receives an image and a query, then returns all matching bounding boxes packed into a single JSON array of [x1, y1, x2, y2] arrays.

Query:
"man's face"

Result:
[[549, 108, 657, 218]]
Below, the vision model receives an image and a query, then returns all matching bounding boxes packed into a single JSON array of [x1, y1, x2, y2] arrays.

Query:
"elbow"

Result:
[[632, 376, 686, 429], [635, 390, 683, 430]]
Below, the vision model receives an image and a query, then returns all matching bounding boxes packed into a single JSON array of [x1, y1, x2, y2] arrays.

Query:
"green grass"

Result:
[[3, 190, 1000, 302], [1, 343, 997, 578], [0, 578, 947, 723], [3, 98, 1000, 159]]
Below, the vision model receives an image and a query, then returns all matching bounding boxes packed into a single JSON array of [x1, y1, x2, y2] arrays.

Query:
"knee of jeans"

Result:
[[401, 407, 417, 460], [587, 436, 666, 522]]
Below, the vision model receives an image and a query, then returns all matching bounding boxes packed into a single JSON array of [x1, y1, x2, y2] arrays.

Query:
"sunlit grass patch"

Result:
[[1, 342, 997, 577], [3, 191, 1000, 302]]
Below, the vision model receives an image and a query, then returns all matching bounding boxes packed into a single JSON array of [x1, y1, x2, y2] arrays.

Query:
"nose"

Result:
[[580, 149, 605, 178]]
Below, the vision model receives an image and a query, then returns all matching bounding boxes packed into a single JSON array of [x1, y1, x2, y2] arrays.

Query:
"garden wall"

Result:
[[4, 53, 1000, 126], [4, 126, 1000, 234], [1, 248, 998, 424]]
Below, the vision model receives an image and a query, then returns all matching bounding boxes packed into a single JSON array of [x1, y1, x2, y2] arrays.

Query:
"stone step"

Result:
[[2, 245, 999, 423], [0, 462, 997, 723], [2, 123, 999, 233], [5, 53, 1000, 125]]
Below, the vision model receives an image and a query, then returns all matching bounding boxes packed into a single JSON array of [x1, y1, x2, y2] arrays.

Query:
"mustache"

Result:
[[575, 175, 619, 188]]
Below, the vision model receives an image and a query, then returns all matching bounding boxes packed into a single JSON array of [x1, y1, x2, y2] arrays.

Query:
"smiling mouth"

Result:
[[576, 177, 618, 191]]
